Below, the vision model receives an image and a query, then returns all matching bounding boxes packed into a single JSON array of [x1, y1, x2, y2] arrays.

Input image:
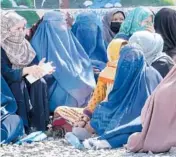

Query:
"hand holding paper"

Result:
[[25, 58, 56, 84]]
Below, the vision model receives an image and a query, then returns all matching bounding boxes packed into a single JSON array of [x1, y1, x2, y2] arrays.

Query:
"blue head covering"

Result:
[[31, 11, 96, 111], [90, 45, 162, 148], [72, 12, 107, 71]]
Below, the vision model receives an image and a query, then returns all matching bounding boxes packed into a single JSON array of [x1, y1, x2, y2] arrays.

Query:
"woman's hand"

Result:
[[23, 65, 44, 79], [73, 114, 90, 128], [38, 58, 46, 66], [145, 25, 155, 33], [44, 61, 56, 75], [23, 58, 56, 78], [66, 12, 74, 28], [38, 58, 56, 75]]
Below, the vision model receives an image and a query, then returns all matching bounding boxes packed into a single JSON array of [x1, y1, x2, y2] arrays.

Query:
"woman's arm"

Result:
[[83, 78, 107, 118], [1, 50, 23, 84], [1, 49, 43, 84]]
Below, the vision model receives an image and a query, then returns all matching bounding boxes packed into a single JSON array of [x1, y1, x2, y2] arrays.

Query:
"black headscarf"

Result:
[[154, 8, 176, 58]]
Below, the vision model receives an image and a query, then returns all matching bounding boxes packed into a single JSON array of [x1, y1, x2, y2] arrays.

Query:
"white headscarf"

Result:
[[129, 31, 173, 66], [1, 11, 36, 69]]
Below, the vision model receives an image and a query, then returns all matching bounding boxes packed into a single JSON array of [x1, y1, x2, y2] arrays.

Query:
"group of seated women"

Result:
[[1, 6, 176, 153]]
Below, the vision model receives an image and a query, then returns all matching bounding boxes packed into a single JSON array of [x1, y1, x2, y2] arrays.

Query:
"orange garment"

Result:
[[85, 39, 128, 113], [84, 78, 107, 112], [99, 61, 117, 84]]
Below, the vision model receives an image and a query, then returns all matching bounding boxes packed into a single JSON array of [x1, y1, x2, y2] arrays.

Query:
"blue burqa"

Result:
[[1, 75, 24, 144], [72, 12, 107, 71], [90, 45, 162, 148], [31, 11, 96, 111]]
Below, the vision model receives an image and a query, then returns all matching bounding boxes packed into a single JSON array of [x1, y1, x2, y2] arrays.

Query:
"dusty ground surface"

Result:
[[1, 139, 176, 157]]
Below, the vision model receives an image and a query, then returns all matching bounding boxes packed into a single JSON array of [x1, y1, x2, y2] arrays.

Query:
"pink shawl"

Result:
[[127, 65, 176, 153]]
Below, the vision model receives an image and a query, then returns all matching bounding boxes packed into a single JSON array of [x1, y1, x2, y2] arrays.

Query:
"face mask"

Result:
[[8, 30, 26, 44], [110, 22, 122, 34]]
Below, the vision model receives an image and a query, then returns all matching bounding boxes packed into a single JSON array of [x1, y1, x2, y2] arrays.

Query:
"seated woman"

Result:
[[102, 9, 125, 45], [31, 11, 96, 112], [154, 8, 176, 63], [1, 11, 54, 132], [126, 64, 176, 153], [1, 75, 24, 144], [129, 31, 174, 78], [71, 12, 108, 76], [72, 44, 162, 148]]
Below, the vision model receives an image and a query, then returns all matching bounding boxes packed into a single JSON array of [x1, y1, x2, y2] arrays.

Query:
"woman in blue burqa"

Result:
[[72, 44, 163, 149], [72, 12, 108, 75], [31, 11, 96, 112], [1, 75, 24, 144]]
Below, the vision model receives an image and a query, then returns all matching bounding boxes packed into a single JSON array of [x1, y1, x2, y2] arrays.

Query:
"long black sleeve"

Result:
[[152, 59, 174, 78]]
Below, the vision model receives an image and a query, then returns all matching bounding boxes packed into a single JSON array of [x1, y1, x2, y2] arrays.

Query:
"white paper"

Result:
[[26, 63, 53, 84]]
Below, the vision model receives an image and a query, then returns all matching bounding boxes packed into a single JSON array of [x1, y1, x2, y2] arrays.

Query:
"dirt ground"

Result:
[[1, 139, 176, 157]]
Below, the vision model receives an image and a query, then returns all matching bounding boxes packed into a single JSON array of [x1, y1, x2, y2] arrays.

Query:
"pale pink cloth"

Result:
[[126, 65, 176, 153]]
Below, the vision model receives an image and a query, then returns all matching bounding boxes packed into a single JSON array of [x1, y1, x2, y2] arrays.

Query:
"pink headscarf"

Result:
[[126, 65, 176, 153]]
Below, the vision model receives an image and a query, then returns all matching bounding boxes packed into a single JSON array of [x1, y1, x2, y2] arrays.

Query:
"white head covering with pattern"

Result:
[[1, 11, 36, 69]]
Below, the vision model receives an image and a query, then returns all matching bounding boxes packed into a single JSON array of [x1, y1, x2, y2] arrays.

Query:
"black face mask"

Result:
[[110, 22, 122, 34]]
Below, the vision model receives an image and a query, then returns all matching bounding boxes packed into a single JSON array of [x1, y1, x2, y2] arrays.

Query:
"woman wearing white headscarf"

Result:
[[1, 11, 54, 133], [129, 31, 174, 77]]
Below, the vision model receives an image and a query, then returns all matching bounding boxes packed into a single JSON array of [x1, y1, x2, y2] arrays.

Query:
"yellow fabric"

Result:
[[99, 65, 117, 83], [85, 39, 128, 113], [100, 39, 128, 83], [85, 79, 107, 113], [107, 39, 128, 62]]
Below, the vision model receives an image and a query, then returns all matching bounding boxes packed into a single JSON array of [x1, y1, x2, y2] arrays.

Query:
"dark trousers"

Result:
[[10, 78, 49, 132]]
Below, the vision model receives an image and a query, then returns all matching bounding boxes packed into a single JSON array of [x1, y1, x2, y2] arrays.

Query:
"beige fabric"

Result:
[[99, 39, 127, 83], [54, 106, 84, 124], [99, 66, 117, 83], [1, 11, 36, 69], [127, 65, 176, 153]]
